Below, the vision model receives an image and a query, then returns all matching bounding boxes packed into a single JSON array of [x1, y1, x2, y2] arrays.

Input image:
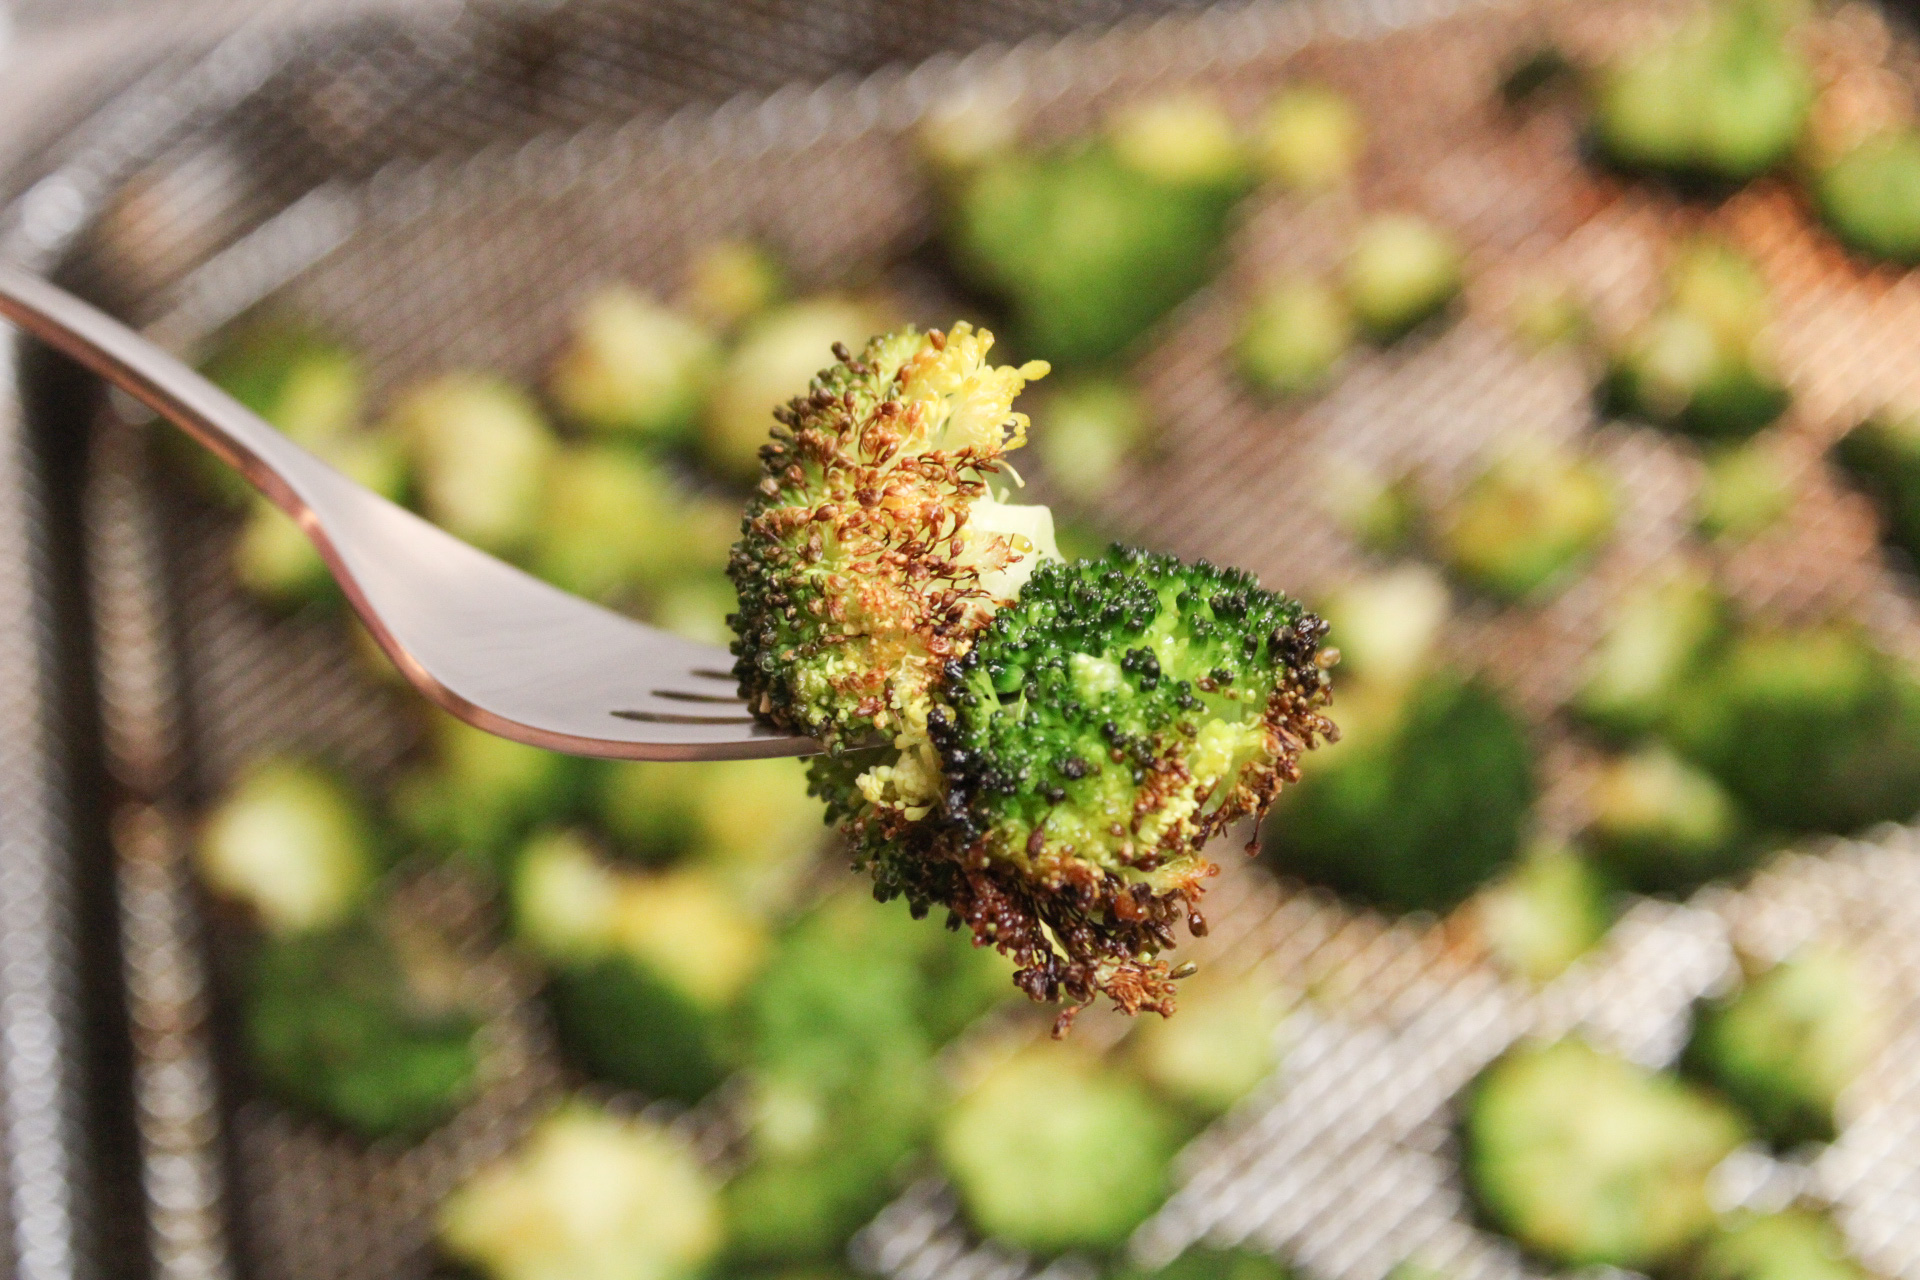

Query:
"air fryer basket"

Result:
[[30, 0, 1920, 1278]]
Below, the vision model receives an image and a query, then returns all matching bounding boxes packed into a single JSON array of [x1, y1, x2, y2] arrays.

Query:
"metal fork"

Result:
[[0, 261, 813, 760]]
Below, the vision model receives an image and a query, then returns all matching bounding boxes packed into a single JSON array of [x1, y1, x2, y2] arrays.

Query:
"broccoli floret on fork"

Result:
[[727, 324, 1336, 1029]]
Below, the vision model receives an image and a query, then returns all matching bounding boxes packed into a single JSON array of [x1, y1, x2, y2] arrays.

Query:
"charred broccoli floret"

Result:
[[438, 1103, 721, 1280], [1690, 1211, 1873, 1280], [1818, 129, 1920, 265], [1686, 948, 1885, 1147], [1833, 412, 1920, 568], [243, 914, 481, 1138], [1465, 1038, 1748, 1270], [730, 326, 1333, 1021], [937, 1045, 1180, 1253]]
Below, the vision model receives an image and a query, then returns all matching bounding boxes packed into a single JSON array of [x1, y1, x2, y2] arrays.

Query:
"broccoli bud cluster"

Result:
[[729, 326, 1335, 1028]]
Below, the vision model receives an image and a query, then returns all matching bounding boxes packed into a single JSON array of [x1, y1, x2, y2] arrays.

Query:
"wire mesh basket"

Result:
[[22, 0, 1920, 1278]]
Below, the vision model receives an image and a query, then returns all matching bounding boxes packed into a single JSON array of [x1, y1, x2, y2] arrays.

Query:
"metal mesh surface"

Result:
[[54, 0, 1920, 1278]]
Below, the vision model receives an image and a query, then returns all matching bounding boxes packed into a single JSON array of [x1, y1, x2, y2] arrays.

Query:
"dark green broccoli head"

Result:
[[243, 917, 481, 1139], [1465, 1038, 1748, 1271], [1686, 948, 1885, 1148], [1834, 413, 1920, 568], [1818, 129, 1920, 265], [1690, 1211, 1872, 1280]]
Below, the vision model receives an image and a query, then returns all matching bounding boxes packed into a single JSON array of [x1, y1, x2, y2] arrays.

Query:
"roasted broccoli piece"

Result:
[[548, 287, 717, 445], [1474, 842, 1615, 984], [946, 100, 1251, 365], [937, 1046, 1180, 1253], [1263, 669, 1533, 912], [1572, 564, 1727, 741], [438, 1103, 722, 1280], [1604, 239, 1789, 440], [1129, 968, 1285, 1116], [1031, 376, 1151, 504], [1585, 744, 1752, 894], [1436, 446, 1616, 601], [1818, 129, 1920, 265], [512, 831, 765, 1100], [686, 240, 788, 332], [1236, 278, 1356, 397], [1690, 1211, 1873, 1280], [1256, 86, 1363, 193], [703, 296, 893, 483], [1664, 623, 1920, 833], [243, 915, 481, 1138], [1699, 441, 1794, 541], [730, 326, 1333, 1019], [530, 445, 733, 606], [1343, 214, 1465, 341], [196, 757, 376, 933], [1686, 948, 1885, 1147], [1464, 1038, 1748, 1270], [1592, 0, 1811, 184], [390, 374, 559, 557], [1123, 1248, 1292, 1280], [1833, 412, 1920, 568], [393, 712, 586, 871]]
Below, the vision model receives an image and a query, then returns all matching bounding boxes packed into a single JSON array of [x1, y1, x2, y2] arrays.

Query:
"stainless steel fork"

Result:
[[0, 261, 814, 760]]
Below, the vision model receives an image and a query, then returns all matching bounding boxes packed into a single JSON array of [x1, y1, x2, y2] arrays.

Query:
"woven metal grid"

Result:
[[52, 0, 1920, 1278]]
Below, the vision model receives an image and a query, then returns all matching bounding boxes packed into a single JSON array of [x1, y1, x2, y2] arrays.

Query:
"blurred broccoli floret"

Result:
[[1264, 669, 1533, 912], [1686, 948, 1885, 1147], [1464, 1038, 1748, 1270], [731, 327, 1332, 1020], [1123, 1248, 1291, 1280], [945, 99, 1251, 366], [530, 446, 734, 606], [686, 240, 788, 331], [394, 712, 586, 872], [1129, 969, 1285, 1116], [196, 757, 376, 933], [1605, 239, 1789, 440], [438, 1103, 721, 1280], [1436, 446, 1616, 602], [1343, 214, 1465, 341], [1474, 842, 1615, 984], [1315, 563, 1451, 689], [390, 374, 558, 557], [1690, 1211, 1873, 1280], [1699, 441, 1794, 541], [1031, 375, 1151, 504], [1585, 744, 1752, 894], [243, 915, 481, 1138], [1664, 623, 1920, 833], [937, 1046, 1180, 1253], [1833, 412, 1920, 568], [1572, 564, 1727, 741], [512, 831, 765, 1100], [1593, 1, 1811, 184], [1818, 129, 1920, 264], [1323, 465, 1425, 555], [703, 296, 893, 483], [1236, 278, 1356, 397], [1256, 86, 1364, 192], [548, 287, 717, 444]]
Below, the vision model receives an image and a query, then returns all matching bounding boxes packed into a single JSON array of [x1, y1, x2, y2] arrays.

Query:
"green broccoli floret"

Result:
[[1343, 214, 1465, 341], [1833, 412, 1920, 567], [1686, 948, 1885, 1147], [731, 326, 1333, 1022], [1474, 842, 1615, 984], [530, 445, 734, 607], [1593, 0, 1811, 184], [1128, 968, 1285, 1116], [548, 287, 717, 445], [233, 431, 408, 605], [1818, 129, 1920, 264], [1464, 1038, 1748, 1270], [1572, 564, 1728, 741], [390, 374, 559, 557], [1263, 669, 1534, 912], [1585, 744, 1753, 894], [203, 320, 364, 451], [937, 1045, 1180, 1253], [1663, 623, 1920, 833], [946, 101, 1251, 366], [1256, 86, 1363, 193], [1236, 278, 1356, 397], [1698, 441, 1794, 541], [394, 712, 586, 872], [438, 1103, 722, 1280], [592, 757, 822, 897], [1435, 446, 1616, 601], [1690, 1211, 1873, 1280], [243, 915, 481, 1138], [196, 757, 377, 933], [511, 831, 765, 1100]]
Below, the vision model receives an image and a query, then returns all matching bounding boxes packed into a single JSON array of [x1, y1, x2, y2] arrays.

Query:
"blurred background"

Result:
[[15, 2, 1920, 1280]]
